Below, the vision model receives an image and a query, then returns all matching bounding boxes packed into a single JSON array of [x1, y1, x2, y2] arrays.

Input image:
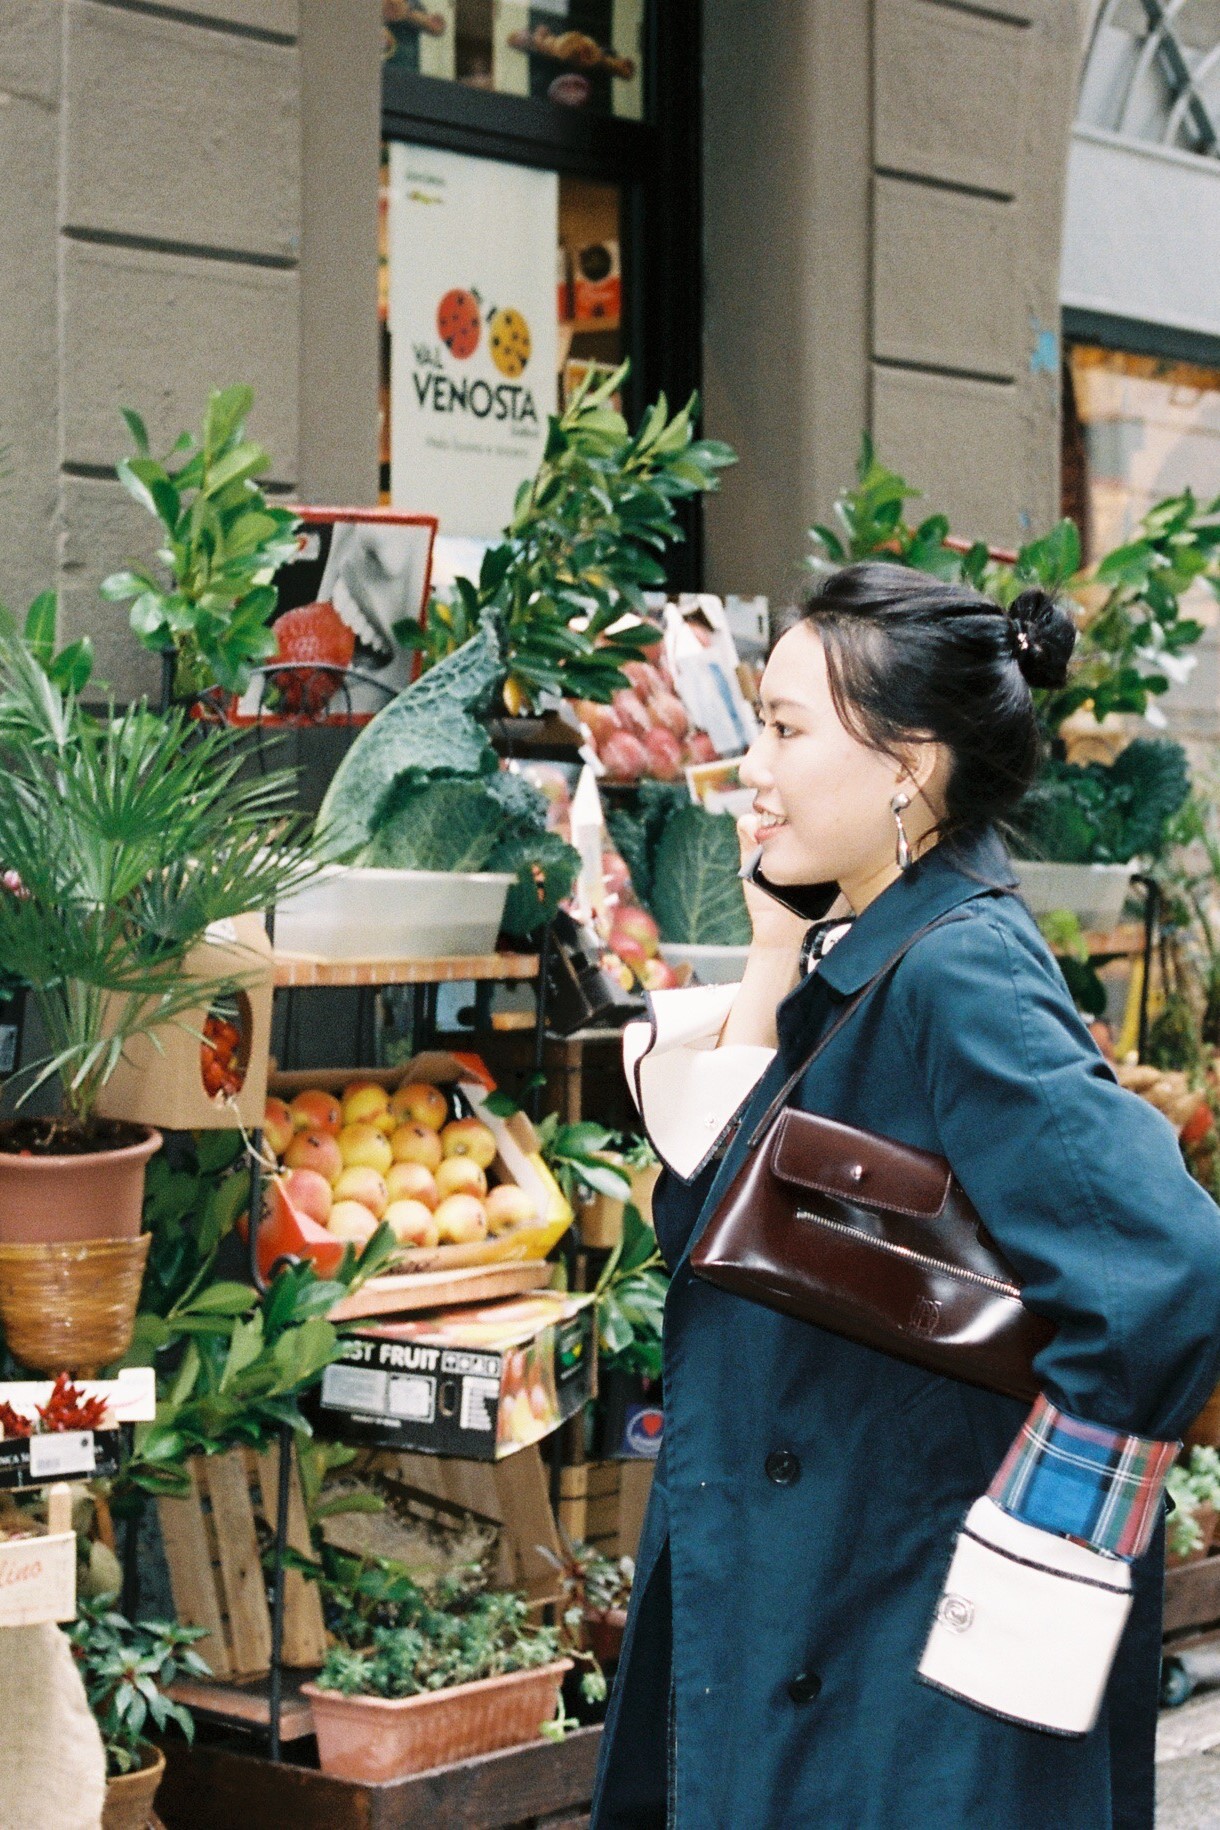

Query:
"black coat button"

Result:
[[765, 1448, 801, 1486], [787, 1671, 822, 1705]]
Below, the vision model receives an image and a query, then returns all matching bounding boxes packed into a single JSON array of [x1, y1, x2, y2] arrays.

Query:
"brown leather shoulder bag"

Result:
[[690, 911, 1052, 1401]]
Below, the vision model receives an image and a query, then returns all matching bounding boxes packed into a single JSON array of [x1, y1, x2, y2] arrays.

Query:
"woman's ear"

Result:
[[900, 739, 951, 813]]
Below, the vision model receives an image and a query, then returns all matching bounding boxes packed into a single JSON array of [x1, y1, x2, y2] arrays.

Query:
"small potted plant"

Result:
[[67, 1594, 209, 1830], [300, 1552, 575, 1782], [541, 1532, 635, 1667]]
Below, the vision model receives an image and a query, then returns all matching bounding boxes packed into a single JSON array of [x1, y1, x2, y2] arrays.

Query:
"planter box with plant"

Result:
[[298, 1550, 599, 1783], [68, 1593, 210, 1830]]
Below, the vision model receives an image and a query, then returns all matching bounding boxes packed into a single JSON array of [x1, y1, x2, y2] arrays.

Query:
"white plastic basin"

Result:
[[274, 866, 514, 961], [1012, 861, 1136, 933]]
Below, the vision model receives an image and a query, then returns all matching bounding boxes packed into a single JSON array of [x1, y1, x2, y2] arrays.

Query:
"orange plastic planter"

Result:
[[303, 1659, 572, 1783]]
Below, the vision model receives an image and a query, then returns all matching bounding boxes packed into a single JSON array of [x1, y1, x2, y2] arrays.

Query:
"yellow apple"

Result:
[[337, 1122, 393, 1176], [327, 1200, 378, 1244], [384, 1199, 440, 1248], [389, 1080, 449, 1131], [385, 1162, 438, 1209], [341, 1082, 392, 1132], [433, 1193, 489, 1244], [264, 1097, 294, 1158], [484, 1183, 535, 1234], [390, 1122, 443, 1172], [333, 1165, 388, 1219], [434, 1156, 488, 1201], [440, 1117, 497, 1169]]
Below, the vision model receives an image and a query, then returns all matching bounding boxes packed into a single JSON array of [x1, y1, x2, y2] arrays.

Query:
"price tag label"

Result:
[[28, 1431, 96, 1481]]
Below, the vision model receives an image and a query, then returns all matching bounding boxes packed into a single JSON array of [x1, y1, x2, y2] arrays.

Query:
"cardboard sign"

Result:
[[388, 143, 559, 537]]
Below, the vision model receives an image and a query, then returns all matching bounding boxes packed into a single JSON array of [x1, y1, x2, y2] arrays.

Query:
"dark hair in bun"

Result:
[[794, 561, 1078, 843], [1006, 588, 1075, 690]]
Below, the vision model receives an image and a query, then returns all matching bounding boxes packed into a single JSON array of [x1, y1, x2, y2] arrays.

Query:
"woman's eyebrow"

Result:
[[760, 695, 809, 716]]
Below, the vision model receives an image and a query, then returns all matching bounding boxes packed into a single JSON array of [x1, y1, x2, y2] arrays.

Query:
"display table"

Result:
[[272, 952, 539, 989]]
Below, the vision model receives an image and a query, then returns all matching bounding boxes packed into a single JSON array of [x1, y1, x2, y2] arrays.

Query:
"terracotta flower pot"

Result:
[[585, 1606, 628, 1666], [0, 1234, 151, 1374], [303, 1659, 572, 1783], [0, 1122, 161, 1244], [102, 1744, 165, 1830]]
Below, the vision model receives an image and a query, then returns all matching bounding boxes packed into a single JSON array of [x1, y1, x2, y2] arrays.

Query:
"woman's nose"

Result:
[[739, 738, 769, 790]]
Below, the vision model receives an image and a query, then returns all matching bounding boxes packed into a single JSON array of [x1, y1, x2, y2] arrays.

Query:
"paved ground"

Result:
[[1159, 1746, 1220, 1827], [1159, 1659, 1220, 1827]]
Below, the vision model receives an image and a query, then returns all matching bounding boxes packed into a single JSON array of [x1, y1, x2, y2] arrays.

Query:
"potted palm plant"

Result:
[[67, 1594, 209, 1830], [0, 612, 319, 1361]]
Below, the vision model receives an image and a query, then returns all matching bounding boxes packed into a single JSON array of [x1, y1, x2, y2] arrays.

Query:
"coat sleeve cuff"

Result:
[[622, 986, 775, 1182], [918, 1497, 1133, 1737], [987, 1394, 1177, 1560]]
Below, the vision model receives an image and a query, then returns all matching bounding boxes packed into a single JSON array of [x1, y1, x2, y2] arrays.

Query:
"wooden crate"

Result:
[[157, 1724, 602, 1830], [377, 1444, 565, 1607], [558, 1459, 654, 1562], [157, 1446, 327, 1679]]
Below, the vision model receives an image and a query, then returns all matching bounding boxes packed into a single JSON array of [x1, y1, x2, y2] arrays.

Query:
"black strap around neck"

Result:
[[745, 909, 972, 1149]]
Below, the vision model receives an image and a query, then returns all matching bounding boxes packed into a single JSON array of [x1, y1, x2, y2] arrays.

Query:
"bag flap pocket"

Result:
[[771, 1109, 951, 1218]]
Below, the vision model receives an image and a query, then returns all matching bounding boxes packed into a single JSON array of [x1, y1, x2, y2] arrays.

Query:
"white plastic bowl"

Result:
[[1012, 861, 1136, 933], [658, 942, 751, 986], [274, 866, 514, 961]]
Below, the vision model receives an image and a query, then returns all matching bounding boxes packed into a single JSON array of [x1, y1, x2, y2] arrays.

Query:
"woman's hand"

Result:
[[737, 813, 815, 956]]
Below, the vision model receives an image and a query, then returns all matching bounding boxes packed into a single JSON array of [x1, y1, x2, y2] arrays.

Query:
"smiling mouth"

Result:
[[754, 808, 787, 838]]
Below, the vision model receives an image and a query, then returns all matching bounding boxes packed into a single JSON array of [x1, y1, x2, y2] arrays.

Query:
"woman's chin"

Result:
[[759, 836, 826, 885]]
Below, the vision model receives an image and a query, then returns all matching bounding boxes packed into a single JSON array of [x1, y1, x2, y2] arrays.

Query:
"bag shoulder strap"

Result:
[[745, 907, 974, 1148]]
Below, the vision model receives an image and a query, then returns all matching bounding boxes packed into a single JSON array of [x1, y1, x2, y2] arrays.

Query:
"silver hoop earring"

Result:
[[891, 792, 912, 871]]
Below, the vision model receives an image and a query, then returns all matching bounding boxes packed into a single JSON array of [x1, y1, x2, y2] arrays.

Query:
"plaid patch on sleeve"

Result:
[[987, 1394, 1178, 1560]]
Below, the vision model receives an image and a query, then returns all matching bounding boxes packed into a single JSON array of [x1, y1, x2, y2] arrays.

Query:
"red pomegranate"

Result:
[[437, 288, 481, 359]]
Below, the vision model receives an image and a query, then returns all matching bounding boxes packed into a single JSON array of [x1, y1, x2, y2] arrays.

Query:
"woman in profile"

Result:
[[591, 563, 1220, 1829]]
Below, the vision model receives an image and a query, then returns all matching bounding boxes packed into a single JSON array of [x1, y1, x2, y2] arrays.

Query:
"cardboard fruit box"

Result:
[[263, 1053, 572, 1282], [312, 1290, 597, 1461], [96, 914, 274, 1130]]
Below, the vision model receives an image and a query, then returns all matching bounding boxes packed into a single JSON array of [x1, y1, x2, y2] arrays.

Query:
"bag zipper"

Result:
[[792, 1209, 1020, 1297]]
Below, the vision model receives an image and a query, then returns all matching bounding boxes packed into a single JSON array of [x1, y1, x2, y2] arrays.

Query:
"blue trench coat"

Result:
[[590, 827, 1220, 1830]]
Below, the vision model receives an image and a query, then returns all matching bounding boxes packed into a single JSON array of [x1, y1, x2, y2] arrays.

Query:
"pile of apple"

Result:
[[573, 656, 718, 784], [263, 1080, 535, 1252], [598, 850, 680, 992]]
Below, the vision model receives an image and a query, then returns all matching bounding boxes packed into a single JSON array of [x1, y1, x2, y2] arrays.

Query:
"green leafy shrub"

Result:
[[68, 1597, 210, 1776], [404, 363, 736, 709], [102, 386, 301, 697], [810, 435, 1216, 734], [309, 1553, 571, 1699]]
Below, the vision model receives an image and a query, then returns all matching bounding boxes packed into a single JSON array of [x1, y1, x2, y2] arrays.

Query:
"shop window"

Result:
[[1065, 343, 1220, 561], [1065, 341, 1220, 731], [382, 0, 646, 121]]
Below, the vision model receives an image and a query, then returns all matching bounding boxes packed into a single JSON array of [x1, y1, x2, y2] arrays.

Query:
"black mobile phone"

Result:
[[740, 846, 838, 923]]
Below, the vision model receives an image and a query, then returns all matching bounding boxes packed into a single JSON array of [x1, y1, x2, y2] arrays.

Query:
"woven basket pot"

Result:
[[0, 1234, 151, 1374]]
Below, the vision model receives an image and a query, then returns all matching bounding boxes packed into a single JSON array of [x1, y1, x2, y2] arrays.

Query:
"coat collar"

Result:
[[808, 825, 1017, 998]]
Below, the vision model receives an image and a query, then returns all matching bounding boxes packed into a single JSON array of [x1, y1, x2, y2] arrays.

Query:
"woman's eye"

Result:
[[772, 721, 795, 739]]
